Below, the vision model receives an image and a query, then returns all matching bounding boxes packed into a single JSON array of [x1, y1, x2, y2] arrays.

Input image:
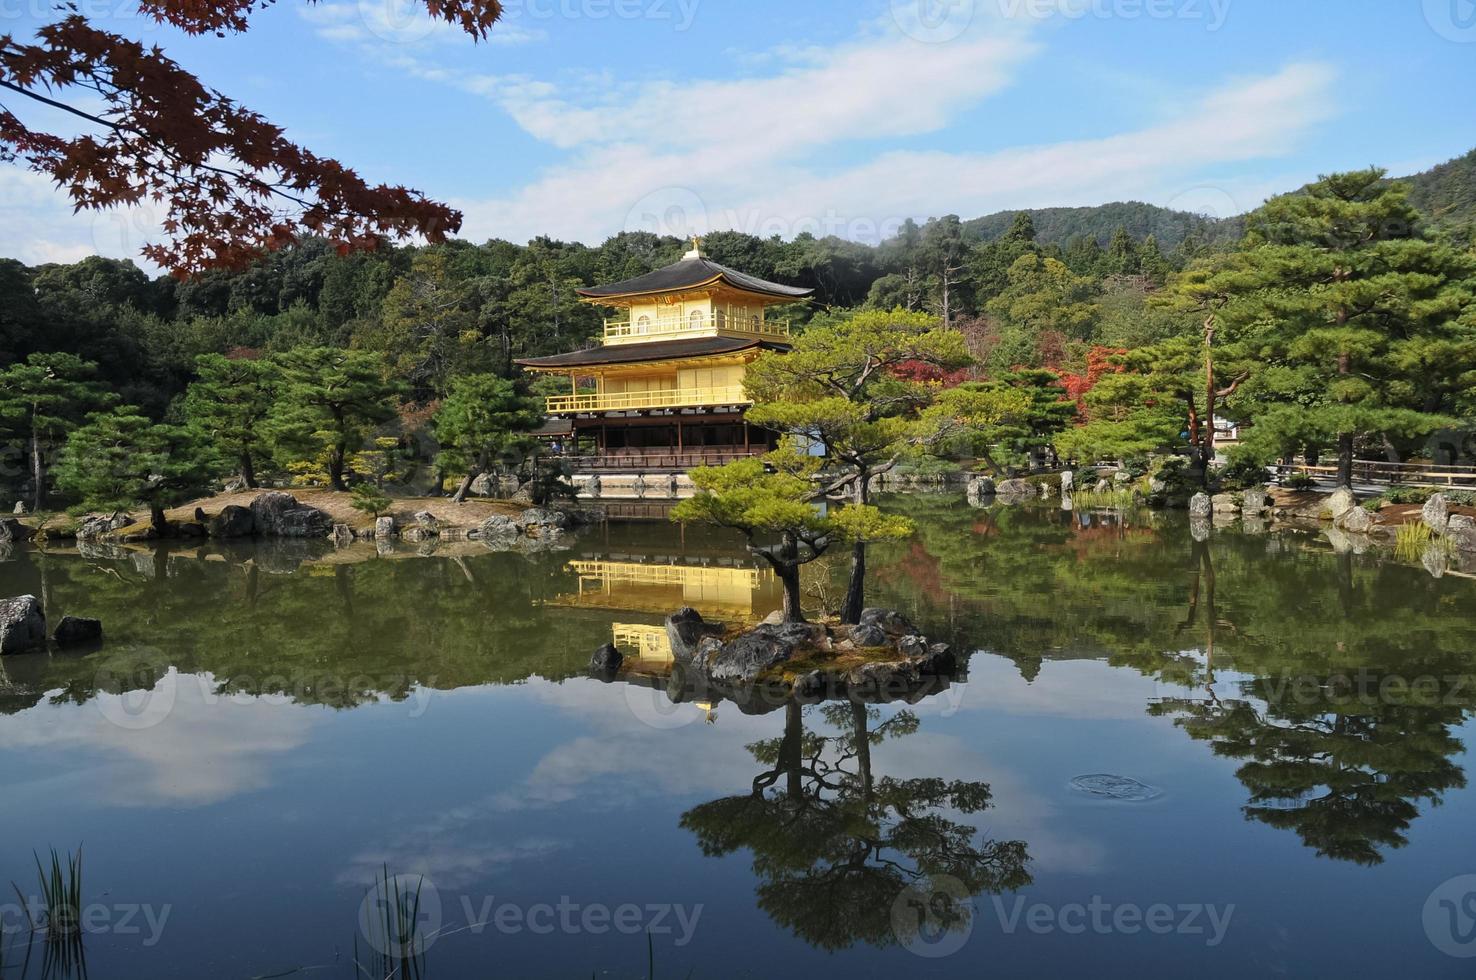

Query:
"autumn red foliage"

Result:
[[1059, 345, 1128, 414], [891, 359, 971, 387], [1, 1, 505, 275]]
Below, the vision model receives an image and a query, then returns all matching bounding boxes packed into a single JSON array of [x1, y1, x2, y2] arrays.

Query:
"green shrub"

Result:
[[1281, 474, 1317, 491], [1215, 457, 1271, 491], [349, 483, 393, 518]]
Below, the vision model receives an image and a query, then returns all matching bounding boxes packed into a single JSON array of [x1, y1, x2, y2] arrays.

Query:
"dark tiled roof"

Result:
[[515, 336, 790, 370], [576, 256, 813, 300]]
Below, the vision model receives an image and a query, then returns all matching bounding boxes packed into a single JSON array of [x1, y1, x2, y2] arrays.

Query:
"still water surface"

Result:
[[1, 496, 1474, 977]]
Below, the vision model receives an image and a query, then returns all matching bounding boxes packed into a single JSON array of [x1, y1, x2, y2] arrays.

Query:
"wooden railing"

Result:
[[1274, 460, 1476, 489], [545, 385, 749, 414], [567, 449, 763, 472], [603, 313, 789, 344]]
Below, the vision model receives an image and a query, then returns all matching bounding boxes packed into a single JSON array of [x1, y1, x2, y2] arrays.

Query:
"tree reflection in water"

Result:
[[681, 700, 1031, 951]]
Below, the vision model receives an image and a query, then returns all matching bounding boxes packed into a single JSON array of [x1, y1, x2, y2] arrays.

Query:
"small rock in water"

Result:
[[1069, 774, 1163, 802], [53, 615, 103, 647], [0, 595, 46, 655], [589, 643, 622, 676]]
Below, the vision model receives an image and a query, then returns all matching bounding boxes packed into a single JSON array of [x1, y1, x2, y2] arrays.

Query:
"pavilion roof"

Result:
[[576, 255, 813, 302], [515, 335, 789, 370]]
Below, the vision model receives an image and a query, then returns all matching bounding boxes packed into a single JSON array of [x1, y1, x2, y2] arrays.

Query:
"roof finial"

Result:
[[684, 235, 704, 260]]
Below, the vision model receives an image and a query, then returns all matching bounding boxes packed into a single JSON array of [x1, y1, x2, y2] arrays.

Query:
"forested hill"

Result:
[[963, 202, 1242, 251], [957, 148, 1476, 250], [1402, 147, 1476, 230]]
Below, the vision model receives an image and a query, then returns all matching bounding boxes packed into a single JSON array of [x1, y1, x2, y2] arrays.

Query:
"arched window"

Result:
[[690, 309, 705, 330], [636, 315, 651, 335]]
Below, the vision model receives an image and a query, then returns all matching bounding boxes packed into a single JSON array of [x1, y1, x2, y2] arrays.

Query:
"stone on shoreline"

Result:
[[1423, 493, 1450, 534], [375, 515, 396, 539], [1189, 493, 1212, 518], [209, 505, 256, 538], [666, 607, 725, 659], [1325, 488, 1357, 522], [0, 596, 46, 655], [1336, 505, 1374, 534], [665, 607, 957, 696], [250, 493, 334, 539], [1447, 515, 1476, 553], [78, 512, 134, 539], [996, 478, 1032, 496]]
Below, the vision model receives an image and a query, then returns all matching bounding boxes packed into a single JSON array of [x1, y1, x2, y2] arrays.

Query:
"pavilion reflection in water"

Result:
[[550, 556, 780, 662]]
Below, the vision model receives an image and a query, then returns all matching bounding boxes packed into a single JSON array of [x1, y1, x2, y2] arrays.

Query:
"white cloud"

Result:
[[451, 60, 1337, 245]]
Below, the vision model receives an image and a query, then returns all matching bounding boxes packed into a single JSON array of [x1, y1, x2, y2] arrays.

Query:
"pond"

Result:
[[2, 496, 1475, 978]]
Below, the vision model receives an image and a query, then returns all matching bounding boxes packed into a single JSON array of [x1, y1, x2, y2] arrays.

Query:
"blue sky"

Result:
[[4, 0, 1475, 267]]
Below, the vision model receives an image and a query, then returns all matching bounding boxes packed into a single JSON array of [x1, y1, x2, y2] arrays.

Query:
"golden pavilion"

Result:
[[516, 241, 812, 472]]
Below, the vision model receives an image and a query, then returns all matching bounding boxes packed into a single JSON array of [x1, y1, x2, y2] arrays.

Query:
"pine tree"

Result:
[[0, 353, 114, 511], [433, 374, 542, 502], [55, 407, 219, 534], [1235, 169, 1476, 485], [183, 353, 276, 489], [267, 347, 403, 491]]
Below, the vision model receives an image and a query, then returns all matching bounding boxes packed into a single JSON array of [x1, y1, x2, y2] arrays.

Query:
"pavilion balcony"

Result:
[[602, 312, 790, 345], [544, 385, 750, 415]]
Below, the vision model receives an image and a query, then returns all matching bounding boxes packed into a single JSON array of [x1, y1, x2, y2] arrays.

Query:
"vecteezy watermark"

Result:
[[997, 0, 1233, 30], [355, 873, 704, 955], [891, 0, 978, 43], [355, 0, 698, 43], [0, 899, 172, 948], [0, 0, 162, 26], [892, 0, 1233, 41], [1424, 0, 1476, 42], [892, 882, 1235, 957], [891, 875, 975, 958], [1424, 875, 1476, 958], [622, 186, 911, 249]]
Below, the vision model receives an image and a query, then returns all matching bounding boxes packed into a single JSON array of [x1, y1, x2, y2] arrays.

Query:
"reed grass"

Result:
[[1394, 522, 1451, 563], [354, 866, 428, 980], [8, 846, 87, 979]]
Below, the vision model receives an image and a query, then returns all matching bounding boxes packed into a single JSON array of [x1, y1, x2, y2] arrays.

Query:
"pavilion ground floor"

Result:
[[544, 410, 779, 474]]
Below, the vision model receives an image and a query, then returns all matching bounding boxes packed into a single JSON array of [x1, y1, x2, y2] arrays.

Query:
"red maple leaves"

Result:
[[1, 1, 505, 275]]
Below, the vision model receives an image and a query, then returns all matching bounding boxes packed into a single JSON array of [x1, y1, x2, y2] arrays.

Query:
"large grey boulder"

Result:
[[78, 512, 133, 539], [1242, 487, 1270, 517], [858, 608, 920, 638], [516, 507, 573, 531], [1337, 505, 1374, 534], [996, 478, 1032, 496], [1060, 470, 1075, 493], [1189, 493, 1212, 518], [208, 505, 256, 538], [1211, 493, 1239, 514], [1446, 515, 1476, 553], [53, 616, 103, 647], [413, 511, 439, 533], [468, 472, 495, 498], [965, 475, 996, 503], [1423, 493, 1450, 534], [375, 515, 397, 539], [847, 624, 890, 648], [688, 621, 828, 685], [0, 518, 34, 543], [12, 501, 25, 515], [0, 595, 46, 655], [1324, 488, 1357, 522], [666, 607, 724, 660], [249, 493, 334, 539]]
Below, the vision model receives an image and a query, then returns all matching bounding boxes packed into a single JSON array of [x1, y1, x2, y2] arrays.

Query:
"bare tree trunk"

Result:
[[240, 451, 257, 490], [1337, 432, 1355, 489], [841, 471, 870, 625], [30, 421, 44, 513], [452, 472, 477, 504], [777, 532, 806, 623], [328, 445, 347, 491], [150, 502, 168, 536], [851, 700, 873, 804], [1202, 319, 1217, 486]]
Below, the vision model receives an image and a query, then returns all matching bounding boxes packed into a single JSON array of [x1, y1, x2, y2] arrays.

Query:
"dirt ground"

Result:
[[165, 487, 523, 532]]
